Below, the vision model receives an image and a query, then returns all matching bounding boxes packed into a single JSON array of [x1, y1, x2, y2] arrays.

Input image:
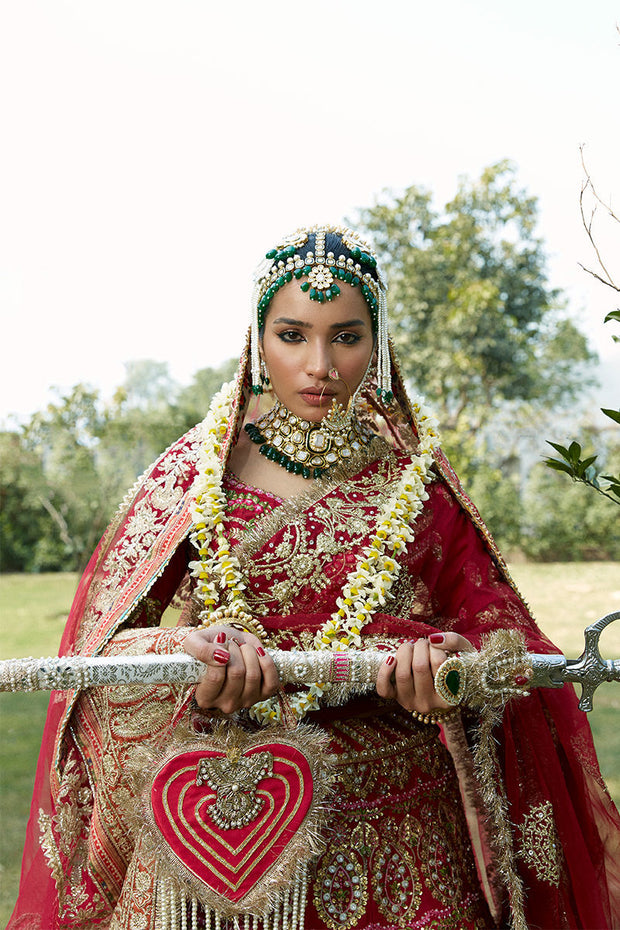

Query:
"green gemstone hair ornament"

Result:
[[250, 224, 392, 402]]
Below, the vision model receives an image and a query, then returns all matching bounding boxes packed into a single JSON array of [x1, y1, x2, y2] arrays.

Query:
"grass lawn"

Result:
[[1, 565, 619, 924]]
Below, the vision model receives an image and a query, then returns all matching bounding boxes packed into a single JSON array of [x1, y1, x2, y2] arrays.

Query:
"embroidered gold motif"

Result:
[[196, 749, 272, 829], [39, 754, 108, 920], [518, 801, 562, 886], [311, 712, 487, 929], [77, 424, 207, 650], [68, 628, 192, 904], [239, 457, 408, 616], [314, 828, 369, 930], [370, 819, 422, 923]]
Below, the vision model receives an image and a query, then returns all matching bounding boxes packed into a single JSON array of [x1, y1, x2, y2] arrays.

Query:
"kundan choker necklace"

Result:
[[244, 399, 372, 478]]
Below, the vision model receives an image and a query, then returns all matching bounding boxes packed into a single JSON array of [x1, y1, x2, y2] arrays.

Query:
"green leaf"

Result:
[[601, 408, 620, 424], [603, 309, 620, 324], [546, 441, 570, 458], [544, 458, 575, 475], [568, 441, 582, 462]]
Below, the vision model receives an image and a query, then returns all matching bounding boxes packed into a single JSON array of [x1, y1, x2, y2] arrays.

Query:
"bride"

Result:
[[9, 225, 620, 930]]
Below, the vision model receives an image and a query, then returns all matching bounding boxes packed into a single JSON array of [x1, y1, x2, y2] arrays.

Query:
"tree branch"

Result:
[[38, 495, 75, 552], [579, 145, 620, 293]]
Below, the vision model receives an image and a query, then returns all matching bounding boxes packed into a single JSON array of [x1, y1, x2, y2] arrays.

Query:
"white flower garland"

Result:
[[188, 381, 440, 725]]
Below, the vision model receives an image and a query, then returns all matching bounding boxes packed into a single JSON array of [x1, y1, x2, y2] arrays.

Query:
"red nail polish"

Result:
[[256, 646, 266, 657], [385, 655, 395, 666], [429, 633, 445, 645], [407, 638, 417, 645], [216, 631, 226, 644], [213, 649, 230, 664]]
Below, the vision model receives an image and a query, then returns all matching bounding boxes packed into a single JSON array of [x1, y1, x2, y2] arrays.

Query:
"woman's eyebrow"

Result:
[[271, 317, 312, 328], [329, 319, 367, 329], [270, 317, 368, 329]]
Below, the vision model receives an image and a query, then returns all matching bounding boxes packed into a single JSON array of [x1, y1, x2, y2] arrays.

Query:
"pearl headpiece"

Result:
[[250, 224, 392, 401]]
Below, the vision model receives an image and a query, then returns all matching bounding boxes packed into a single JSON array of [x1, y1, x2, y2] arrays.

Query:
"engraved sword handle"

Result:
[[562, 610, 620, 712]]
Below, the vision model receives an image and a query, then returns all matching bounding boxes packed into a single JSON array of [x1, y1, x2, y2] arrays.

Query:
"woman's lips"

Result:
[[299, 390, 336, 407]]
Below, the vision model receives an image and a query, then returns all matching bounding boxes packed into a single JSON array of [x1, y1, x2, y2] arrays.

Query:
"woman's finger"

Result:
[[428, 632, 475, 678], [255, 645, 280, 698], [376, 640, 416, 704], [216, 639, 247, 713], [233, 640, 264, 707], [193, 645, 231, 708], [375, 652, 397, 699], [428, 631, 475, 653], [410, 639, 437, 710]]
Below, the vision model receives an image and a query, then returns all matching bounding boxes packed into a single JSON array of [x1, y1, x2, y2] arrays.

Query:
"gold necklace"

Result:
[[244, 399, 372, 478]]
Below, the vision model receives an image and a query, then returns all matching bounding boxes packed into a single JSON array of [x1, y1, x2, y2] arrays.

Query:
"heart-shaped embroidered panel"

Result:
[[150, 743, 313, 903]]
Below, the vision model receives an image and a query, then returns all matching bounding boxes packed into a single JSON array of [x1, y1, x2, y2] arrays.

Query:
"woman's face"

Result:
[[261, 280, 375, 422]]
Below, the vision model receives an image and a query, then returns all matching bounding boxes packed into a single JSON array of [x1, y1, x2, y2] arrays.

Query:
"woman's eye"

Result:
[[277, 330, 304, 343], [334, 332, 361, 345]]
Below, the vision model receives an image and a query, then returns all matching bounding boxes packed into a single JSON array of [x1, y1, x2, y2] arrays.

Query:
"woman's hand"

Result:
[[184, 625, 280, 714], [375, 632, 474, 714]]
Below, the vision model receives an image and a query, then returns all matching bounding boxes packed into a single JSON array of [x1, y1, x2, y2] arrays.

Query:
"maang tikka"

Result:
[[249, 224, 392, 403]]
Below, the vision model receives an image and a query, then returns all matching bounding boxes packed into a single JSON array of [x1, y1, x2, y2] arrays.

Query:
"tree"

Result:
[[0, 431, 65, 571], [1, 359, 239, 571], [19, 385, 112, 570], [544, 148, 620, 505], [353, 162, 595, 434]]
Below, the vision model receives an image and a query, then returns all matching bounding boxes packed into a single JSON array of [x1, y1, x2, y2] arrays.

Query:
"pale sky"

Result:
[[1, 0, 619, 424]]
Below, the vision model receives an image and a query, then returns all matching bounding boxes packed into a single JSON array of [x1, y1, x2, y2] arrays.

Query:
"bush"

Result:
[[522, 461, 620, 561]]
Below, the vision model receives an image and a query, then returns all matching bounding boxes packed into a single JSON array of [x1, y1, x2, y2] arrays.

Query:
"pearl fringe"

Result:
[[155, 864, 310, 930]]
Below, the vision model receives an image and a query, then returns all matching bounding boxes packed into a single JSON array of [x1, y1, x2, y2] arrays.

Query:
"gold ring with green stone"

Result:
[[434, 656, 467, 706]]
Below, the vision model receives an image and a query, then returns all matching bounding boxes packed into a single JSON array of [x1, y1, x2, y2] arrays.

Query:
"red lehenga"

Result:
[[9, 349, 620, 930]]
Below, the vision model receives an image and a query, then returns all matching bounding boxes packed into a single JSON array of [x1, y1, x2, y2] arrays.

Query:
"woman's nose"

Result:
[[305, 341, 332, 379]]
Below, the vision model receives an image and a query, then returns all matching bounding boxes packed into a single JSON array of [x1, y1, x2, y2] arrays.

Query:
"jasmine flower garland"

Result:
[[188, 382, 440, 725]]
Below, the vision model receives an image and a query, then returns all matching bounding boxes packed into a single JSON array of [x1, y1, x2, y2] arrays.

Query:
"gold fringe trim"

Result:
[[458, 631, 533, 930]]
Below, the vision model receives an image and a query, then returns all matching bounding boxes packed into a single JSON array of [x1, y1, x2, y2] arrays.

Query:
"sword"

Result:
[[1, 611, 618, 713]]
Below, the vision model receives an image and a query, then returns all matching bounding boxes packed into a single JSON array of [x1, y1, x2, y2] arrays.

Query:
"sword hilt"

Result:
[[563, 610, 620, 711]]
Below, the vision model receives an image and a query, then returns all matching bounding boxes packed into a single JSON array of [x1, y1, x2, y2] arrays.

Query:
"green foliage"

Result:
[[1, 360, 238, 572], [353, 161, 595, 432], [604, 309, 620, 344], [544, 433, 620, 505], [0, 433, 66, 571], [523, 450, 620, 561]]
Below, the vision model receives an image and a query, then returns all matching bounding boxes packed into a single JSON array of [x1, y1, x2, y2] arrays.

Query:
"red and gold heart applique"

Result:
[[141, 724, 333, 916]]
